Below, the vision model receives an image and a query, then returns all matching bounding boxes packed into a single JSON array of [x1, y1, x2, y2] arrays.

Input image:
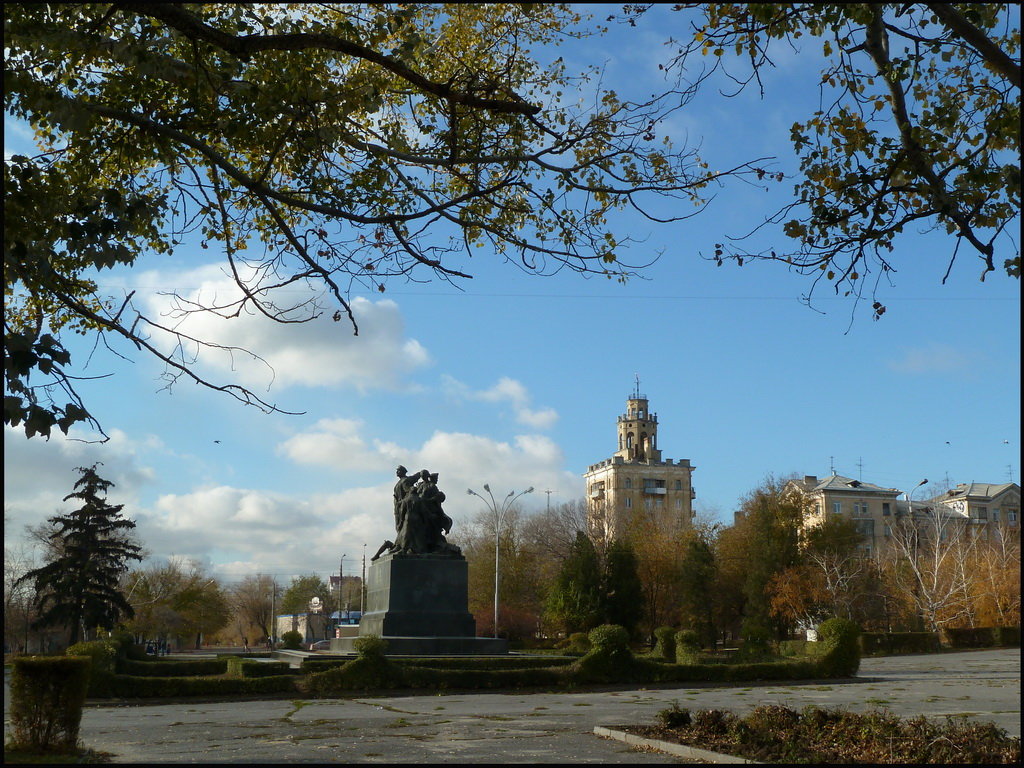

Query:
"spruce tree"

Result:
[[20, 464, 143, 644], [544, 532, 603, 634]]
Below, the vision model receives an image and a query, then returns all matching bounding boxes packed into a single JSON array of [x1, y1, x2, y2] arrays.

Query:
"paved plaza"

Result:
[[4, 648, 1019, 763]]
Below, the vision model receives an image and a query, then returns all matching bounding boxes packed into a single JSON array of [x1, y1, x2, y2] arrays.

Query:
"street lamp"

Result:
[[467, 484, 534, 639], [906, 478, 928, 513]]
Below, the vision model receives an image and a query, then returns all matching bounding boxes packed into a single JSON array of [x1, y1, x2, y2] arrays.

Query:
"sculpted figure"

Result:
[[372, 466, 460, 559]]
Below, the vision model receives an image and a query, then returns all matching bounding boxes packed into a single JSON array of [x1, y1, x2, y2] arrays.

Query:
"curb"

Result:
[[594, 726, 762, 764]]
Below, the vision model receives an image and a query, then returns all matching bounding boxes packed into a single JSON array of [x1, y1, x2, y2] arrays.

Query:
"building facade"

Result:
[[929, 482, 1020, 529], [791, 474, 1020, 556], [584, 387, 696, 542]]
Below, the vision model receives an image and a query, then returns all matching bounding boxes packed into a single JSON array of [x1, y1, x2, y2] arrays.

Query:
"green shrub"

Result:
[[816, 618, 861, 677], [557, 632, 591, 655], [944, 626, 1021, 649], [301, 655, 404, 695], [8, 656, 91, 752], [280, 630, 304, 650], [859, 631, 938, 655], [651, 627, 677, 662], [65, 640, 119, 696], [226, 657, 294, 678], [993, 626, 1021, 647], [104, 674, 298, 698], [353, 634, 388, 658], [121, 658, 227, 677], [398, 656, 575, 671], [571, 624, 642, 684], [736, 620, 774, 661], [301, 658, 351, 674]]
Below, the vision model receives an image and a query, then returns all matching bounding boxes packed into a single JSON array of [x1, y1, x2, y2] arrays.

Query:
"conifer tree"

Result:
[[19, 464, 143, 644], [544, 532, 603, 634], [602, 538, 644, 637]]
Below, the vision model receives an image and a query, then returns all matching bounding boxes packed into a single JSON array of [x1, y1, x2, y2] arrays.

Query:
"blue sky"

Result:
[[5, 5, 1020, 585]]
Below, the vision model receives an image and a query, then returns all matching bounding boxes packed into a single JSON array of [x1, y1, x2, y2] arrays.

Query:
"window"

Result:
[[977, 506, 988, 520], [675, 480, 682, 490], [854, 501, 870, 516], [832, 501, 842, 515], [676, 498, 683, 510], [1008, 510, 1018, 526], [884, 525, 892, 537], [625, 497, 632, 509], [882, 503, 891, 516], [992, 509, 1000, 522], [625, 478, 632, 489]]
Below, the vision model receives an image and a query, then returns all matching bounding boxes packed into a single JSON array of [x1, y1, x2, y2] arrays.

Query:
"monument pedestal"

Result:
[[330, 552, 508, 655]]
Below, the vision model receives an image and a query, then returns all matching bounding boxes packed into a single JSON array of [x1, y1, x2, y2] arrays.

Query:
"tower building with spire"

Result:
[[583, 380, 696, 542]]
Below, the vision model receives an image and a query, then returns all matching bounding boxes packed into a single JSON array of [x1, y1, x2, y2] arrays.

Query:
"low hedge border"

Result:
[[120, 658, 228, 677], [104, 674, 299, 698], [299, 621, 861, 697], [226, 657, 296, 678]]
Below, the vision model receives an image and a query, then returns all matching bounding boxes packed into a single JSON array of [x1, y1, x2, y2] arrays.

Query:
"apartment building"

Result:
[[790, 474, 1020, 556]]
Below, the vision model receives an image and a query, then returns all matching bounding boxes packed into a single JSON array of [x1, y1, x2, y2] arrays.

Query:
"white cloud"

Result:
[[441, 374, 559, 429], [276, 418, 389, 471], [888, 343, 978, 376], [131, 264, 431, 392], [3, 425, 156, 537]]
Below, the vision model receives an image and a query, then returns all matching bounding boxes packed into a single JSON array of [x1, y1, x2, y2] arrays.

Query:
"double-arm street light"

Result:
[[467, 484, 534, 639]]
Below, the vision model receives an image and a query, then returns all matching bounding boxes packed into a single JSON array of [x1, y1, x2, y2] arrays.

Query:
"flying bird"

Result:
[[214, 440, 221, 444]]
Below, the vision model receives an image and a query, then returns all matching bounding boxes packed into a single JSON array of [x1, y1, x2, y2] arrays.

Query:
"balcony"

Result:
[[643, 487, 666, 495]]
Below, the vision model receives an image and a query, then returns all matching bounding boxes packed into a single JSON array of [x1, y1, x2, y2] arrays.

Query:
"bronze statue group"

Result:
[[372, 466, 461, 560]]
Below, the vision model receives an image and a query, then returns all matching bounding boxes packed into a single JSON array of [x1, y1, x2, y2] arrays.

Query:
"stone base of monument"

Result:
[[329, 552, 508, 656]]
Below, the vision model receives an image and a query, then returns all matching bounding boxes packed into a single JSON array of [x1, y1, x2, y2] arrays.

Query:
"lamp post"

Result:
[[339, 554, 346, 610], [906, 478, 928, 513], [467, 484, 534, 639], [905, 478, 927, 632]]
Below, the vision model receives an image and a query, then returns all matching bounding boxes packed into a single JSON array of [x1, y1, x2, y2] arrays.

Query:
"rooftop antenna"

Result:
[[1008, 464, 1015, 482], [856, 456, 863, 481], [829, 456, 835, 475], [633, 373, 641, 398]]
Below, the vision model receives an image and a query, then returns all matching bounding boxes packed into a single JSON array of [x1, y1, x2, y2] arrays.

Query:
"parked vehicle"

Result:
[[308, 640, 331, 651]]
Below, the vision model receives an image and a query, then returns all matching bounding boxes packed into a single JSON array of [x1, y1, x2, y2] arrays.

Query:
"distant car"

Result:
[[308, 640, 332, 651]]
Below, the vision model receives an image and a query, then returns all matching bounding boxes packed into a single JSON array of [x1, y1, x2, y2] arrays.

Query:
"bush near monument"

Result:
[[7, 656, 91, 753]]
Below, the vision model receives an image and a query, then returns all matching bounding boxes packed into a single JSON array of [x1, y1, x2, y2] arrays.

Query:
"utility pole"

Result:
[[545, 489, 552, 513]]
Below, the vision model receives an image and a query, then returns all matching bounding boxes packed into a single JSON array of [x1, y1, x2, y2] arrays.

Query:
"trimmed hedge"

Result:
[[651, 627, 677, 662], [859, 631, 939, 655], [943, 626, 1021, 649], [816, 618, 861, 677], [226, 657, 295, 678], [121, 657, 228, 677], [8, 656, 91, 752], [398, 656, 575, 670], [104, 674, 298, 698]]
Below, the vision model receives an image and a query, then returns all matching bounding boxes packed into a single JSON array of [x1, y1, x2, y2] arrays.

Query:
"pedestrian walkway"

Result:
[[4, 648, 1019, 763]]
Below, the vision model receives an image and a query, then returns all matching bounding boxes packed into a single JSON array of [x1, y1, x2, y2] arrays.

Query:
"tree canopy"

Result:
[[4, 2, 754, 439], [620, 3, 1020, 317]]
